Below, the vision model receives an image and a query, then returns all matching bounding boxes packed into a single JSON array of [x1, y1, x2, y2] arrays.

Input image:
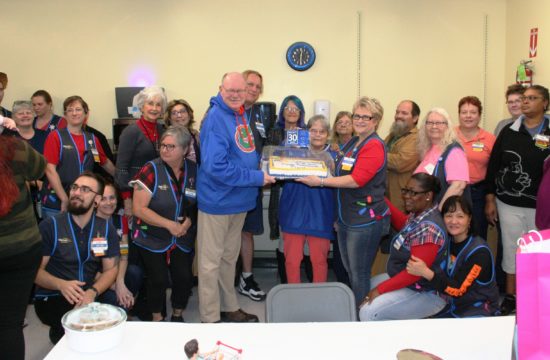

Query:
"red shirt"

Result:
[[349, 139, 385, 186], [44, 130, 108, 166]]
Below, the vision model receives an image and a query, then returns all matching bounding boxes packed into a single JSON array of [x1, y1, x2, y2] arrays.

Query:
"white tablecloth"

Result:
[[45, 316, 515, 359]]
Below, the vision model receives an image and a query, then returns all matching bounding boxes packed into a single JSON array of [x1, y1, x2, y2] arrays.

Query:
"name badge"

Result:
[[119, 243, 129, 256], [535, 134, 549, 149], [91, 148, 100, 163], [185, 188, 197, 199], [472, 142, 484, 152], [393, 234, 405, 250], [424, 163, 435, 175], [91, 237, 108, 257], [285, 129, 309, 147], [341, 157, 355, 171], [255, 121, 266, 138]]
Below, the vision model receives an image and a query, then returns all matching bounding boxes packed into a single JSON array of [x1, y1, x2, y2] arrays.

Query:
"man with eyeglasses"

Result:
[[494, 84, 525, 137], [384, 100, 421, 212], [237, 70, 269, 301], [34, 171, 120, 344], [197, 72, 275, 323]]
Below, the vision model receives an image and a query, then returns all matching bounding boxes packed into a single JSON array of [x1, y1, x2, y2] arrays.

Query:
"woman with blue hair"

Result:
[[268, 95, 309, 283]]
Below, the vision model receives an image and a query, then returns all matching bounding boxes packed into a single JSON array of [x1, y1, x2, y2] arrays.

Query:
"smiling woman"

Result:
[[41, 95, 115, 219], [415, 108, 470, 208], [115, 86, 167, 218], [297, 96, 390, 305]]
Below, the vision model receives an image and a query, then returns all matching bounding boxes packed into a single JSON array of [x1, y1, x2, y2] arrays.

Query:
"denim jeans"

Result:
[[358, 273, 446, 321], [337, 217, 390, 306]]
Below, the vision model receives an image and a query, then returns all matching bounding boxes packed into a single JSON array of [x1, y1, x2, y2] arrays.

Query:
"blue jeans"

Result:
[[337, 217, 390, 306], [358, 273, 446, 321]]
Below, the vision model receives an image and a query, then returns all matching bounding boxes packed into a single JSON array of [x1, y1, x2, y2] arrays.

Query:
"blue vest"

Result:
[[33, 114, 63, 135], [433, 142, 472, 205], [133, 158, 197, 253], [443, 236, 500, 317], [386, 207, 449, 291], [35, 213, 115, 297], [41, 129, 97, 210], [335, 134, 389, 227]]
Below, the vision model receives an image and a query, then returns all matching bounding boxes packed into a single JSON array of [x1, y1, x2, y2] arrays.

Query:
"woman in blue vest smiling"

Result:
[[298, 97, 390, 305], [131, 125, 197, 322], [41, 96, 115, 218]]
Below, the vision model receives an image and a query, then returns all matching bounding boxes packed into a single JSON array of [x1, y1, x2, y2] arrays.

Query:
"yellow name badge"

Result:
[[472, 142, 484, 152], [341, 157, 355, 171], [535, 134, 549, 149], [120, 243, 129, 256]]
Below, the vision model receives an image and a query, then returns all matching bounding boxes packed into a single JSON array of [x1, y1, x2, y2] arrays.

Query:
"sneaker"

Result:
[[238, 274, 266, 301], [220, 309, 259, 323], [500, 294, 516, 316]]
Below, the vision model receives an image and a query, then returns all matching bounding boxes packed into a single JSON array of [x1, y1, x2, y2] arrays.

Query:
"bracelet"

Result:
[[320, 178, 324, 187], [90, 286, 99, 298]]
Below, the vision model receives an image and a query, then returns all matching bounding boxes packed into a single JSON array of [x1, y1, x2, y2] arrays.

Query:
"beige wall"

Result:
[[506, 0, 549, 104], [1, 0, 507, 138]]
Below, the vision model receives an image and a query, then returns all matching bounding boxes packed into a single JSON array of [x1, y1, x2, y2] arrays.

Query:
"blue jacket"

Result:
[[198, 94, 264, 214]]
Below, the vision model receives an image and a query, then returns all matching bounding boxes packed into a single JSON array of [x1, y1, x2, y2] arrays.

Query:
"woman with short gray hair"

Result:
[[131, 125, 197, 322], [12, 100, 48, 153], [116, 86, 167, 216]]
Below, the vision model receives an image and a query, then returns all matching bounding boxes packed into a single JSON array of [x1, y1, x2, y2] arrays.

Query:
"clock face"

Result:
[[286, 42, 316, 71]]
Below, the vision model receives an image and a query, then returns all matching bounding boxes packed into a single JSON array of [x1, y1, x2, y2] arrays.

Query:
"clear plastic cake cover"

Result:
[[61, 302, 126, 332], [262, 145, 334, 179]]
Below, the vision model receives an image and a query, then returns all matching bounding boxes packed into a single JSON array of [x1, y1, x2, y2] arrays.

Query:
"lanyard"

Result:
[[66, 129, 90, 173], [235, 111, 254, 148], [67, 213, 95, 282], [163, 161, 188, 225]]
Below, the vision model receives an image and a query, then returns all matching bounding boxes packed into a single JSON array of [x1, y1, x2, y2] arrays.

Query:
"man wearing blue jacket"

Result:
[[197, 72, 275, 323]]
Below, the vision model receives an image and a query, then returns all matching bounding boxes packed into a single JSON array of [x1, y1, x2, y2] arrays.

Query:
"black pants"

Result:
[[0, 243, 42, 360], [137, 246, 194, 314], [35, 290, 117, 344]]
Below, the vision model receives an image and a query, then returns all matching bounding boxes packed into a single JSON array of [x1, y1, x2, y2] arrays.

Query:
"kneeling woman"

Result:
[[359, 173, 449, 321], [406, 195, 500, 317], [131, 126, 197, 322]]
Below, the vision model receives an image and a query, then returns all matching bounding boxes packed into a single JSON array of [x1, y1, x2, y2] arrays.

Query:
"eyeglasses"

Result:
[[352, 114, 375, 121], [506, 99, 522, 105], [336, 121, 352, 127], [425, 121, 448, 127], [170, 110, 187, 116], [70, 183, 99, 195], [160, 143, 177, 151], [284, 106, 300, 113], [309, 129, 327, 135], [400, 188, 429, 197], [520, 95, 543, 102], [222, 87, 246, 96], [66, 108, 84, 113]]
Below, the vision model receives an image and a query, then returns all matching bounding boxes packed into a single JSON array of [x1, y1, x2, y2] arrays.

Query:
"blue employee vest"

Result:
[[35, 213, 112, 298], [387, 207, 449, 292], [335, 134, 388, 227], [442, 236, 500, 317], [41, 129, 97, 210], [133, 158, 197, 253], [433, 142, 472, 205], [33, 114, 63, 135]]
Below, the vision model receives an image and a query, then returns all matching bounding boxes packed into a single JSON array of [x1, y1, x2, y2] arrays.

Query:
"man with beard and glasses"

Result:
[[385, 100, 421, 212], [34, 171, 119, 344]]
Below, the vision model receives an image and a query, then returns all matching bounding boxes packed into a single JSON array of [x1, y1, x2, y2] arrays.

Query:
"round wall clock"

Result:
[[286, 42, 316, 71]]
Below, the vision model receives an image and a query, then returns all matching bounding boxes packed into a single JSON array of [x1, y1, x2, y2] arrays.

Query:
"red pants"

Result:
[[282, 232, 330, 283]]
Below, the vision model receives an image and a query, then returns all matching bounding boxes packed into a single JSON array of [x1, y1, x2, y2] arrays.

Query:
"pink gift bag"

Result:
[[516, 229, 550, 360]]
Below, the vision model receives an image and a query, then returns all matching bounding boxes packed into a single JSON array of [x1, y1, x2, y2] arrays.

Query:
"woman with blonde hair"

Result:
[[414, 107, 470, 207]]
